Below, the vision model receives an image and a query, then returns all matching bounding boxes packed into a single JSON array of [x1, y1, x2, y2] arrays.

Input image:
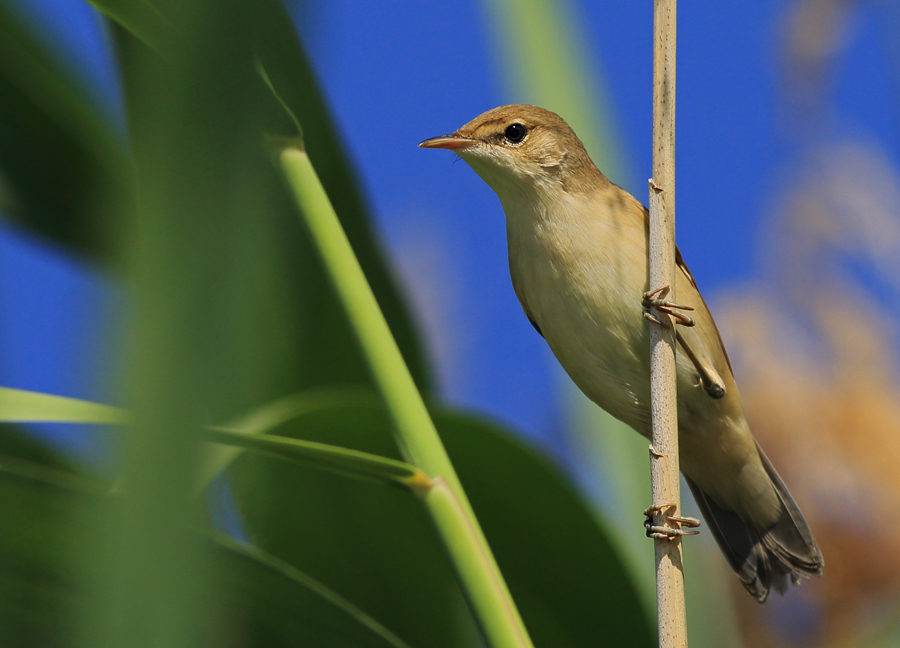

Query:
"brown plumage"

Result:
[[421, 104, 823, 601]]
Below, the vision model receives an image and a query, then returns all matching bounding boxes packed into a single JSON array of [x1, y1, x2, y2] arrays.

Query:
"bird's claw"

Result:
[[645, 525, 701, 540], [642, 285, 695, 327], [644, 504, 701, 540]]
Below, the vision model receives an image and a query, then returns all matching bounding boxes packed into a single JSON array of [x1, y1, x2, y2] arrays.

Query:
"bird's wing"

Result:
[[674, 246, 734, 376], [633, 195, 735, 381], [526, 313, 544, 337]]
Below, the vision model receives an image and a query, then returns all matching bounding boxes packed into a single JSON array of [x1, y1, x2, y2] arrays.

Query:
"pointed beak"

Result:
[[418, 133, 477, 150]]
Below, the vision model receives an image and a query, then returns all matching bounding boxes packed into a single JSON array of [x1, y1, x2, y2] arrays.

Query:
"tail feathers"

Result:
[[686, 442, 823, 603]]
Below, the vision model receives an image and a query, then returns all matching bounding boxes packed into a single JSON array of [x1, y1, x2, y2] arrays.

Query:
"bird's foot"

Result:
[[642, 285, 695, 327], [644, 504, 701, 540]]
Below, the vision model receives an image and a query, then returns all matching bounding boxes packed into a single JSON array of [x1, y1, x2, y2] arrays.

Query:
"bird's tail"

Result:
[[686, 441, 824, 602]]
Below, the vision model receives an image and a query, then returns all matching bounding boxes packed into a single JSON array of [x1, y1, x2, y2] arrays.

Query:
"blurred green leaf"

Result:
[[203, 426, 430, 490], [229, 394, 482, 648], [0, 387, 127, 424], [229, 394, 654, 648], [91, 0, 432, 402], [82, 0, 169, 54], [0, 426, 414, 648], [84, 2, 434, 644], [0, 425, 100, 647], [197, 388, 371, 487], [2, 0, 431, 409], [0, 0, 129, 263], [0, 457, 97, 647]]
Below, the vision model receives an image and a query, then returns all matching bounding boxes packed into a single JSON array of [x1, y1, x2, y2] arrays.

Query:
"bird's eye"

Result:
[[504, 123, 527, 143]]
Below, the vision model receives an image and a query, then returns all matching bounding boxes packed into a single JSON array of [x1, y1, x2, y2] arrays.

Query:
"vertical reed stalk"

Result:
[[648, 0, 689, 646]]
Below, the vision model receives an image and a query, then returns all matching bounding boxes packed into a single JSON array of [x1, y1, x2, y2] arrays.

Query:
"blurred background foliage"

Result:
[[1, 0, 899, 646]]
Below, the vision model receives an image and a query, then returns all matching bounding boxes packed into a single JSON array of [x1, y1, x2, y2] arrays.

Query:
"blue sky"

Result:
[[3, 0, 898, 453]]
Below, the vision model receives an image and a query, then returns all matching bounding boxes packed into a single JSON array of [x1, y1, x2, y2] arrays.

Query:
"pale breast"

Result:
[[505, 188, 655, 434]]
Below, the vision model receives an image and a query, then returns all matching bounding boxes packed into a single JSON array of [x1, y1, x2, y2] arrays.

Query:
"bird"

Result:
[[419, 104, 823, 602]]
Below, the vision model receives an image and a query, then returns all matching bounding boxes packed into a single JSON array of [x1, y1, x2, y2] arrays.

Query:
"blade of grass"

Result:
[[279, 145, 533, 648], [0, 386, 128, 424], [0, 385, 429, 491], [196, 386, 375, 487], [210, 533, 415, 648], [202, 426, 431, 491]]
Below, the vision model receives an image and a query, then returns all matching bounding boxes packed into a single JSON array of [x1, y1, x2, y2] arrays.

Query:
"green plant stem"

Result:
[[279, 146, 533, 648]]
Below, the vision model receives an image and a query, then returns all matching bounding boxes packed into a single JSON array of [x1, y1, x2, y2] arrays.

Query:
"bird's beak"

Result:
[[418, 133, 477, 150]]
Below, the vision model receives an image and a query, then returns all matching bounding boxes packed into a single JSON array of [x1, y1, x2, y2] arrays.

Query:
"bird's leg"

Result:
[[675, 330, 726, 399], [644, 503, 701, 540], [642, 285, 695, 327]]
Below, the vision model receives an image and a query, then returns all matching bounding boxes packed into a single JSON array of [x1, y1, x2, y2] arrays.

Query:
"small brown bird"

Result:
[[420, 105, 823, 602]]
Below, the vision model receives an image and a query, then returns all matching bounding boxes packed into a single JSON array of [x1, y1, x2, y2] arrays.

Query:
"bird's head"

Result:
[[419, 104, 602, 200]]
